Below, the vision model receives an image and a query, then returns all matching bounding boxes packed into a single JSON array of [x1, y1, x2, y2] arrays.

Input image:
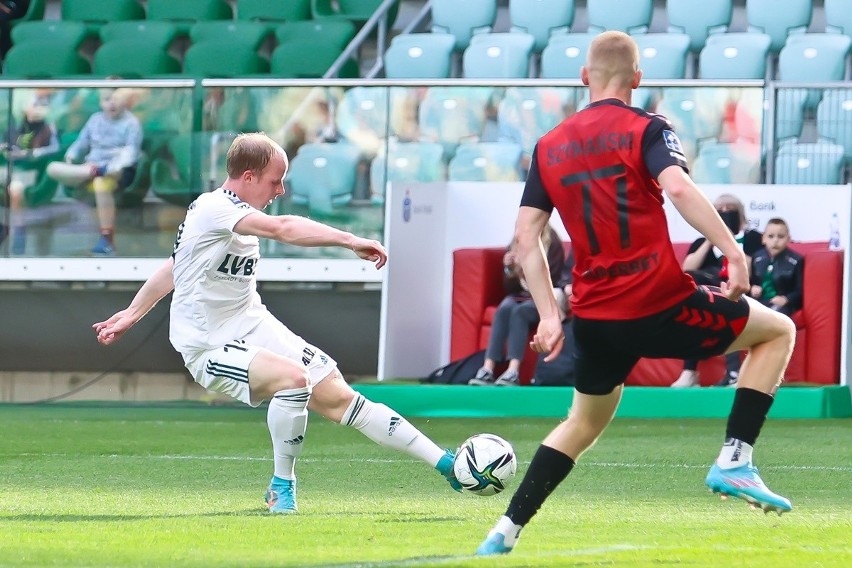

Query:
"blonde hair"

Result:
[[226, 132, 286, 179], [586, 31, 640, 89]]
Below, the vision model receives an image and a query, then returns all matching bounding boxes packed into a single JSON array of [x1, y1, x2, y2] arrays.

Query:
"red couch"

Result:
[[451, 242, 843, 386]]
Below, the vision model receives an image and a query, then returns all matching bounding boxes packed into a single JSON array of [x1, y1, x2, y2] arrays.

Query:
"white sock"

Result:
[[716, 438, 753, 469], [340, 394, 445, 466], [492, 515, 523, 547], [267, 386, 311, 480]]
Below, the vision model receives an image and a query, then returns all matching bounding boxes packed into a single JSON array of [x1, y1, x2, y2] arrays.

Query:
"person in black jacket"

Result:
[[749, 218, 804, 316]]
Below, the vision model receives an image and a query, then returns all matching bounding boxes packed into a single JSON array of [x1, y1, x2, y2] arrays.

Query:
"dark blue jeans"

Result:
[[486, 296, 539, 362]]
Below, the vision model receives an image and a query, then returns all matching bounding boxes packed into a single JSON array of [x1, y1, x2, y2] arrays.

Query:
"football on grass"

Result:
[[453, 433, 517, 496]]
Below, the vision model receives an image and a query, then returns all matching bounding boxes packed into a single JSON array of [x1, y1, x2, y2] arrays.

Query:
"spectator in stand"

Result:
[[750, 218, 803, 316], [671, 193, 762, 388], [46, 87, 142, 256], [1, 89, 59, 255], [468, 224, 565, 387], [0, 1, 30, 58]]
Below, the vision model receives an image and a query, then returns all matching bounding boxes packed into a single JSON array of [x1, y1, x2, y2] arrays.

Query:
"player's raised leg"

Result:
[[478, 386, 623, 555], [309, 369, 462, 491], [705, 298, 795, 514], [247, 349, 313, 514]]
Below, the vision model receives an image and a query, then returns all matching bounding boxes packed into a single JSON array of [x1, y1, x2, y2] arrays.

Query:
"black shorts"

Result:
[[571, 286, 750, 395]]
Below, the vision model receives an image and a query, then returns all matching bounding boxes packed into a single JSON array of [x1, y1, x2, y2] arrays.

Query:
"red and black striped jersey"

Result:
[[521, 98, 696, 320]]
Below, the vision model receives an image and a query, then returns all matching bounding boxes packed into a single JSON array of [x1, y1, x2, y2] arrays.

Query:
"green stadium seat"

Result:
[[692, 141, 762, 184], [99, 21, 179, 50], [509, 0, 574, 53], [825, 0, 852, 36], [699, 32, 771, 80], [370, 142, 445, 203], [540, 32, 595, 79], [448, 142, 524, 182], [384, 33, 455, 79], [275, 20, 357, 51], [61, 0, 145, 39], [146, 0, 233, 35], [418, 86, 494, 158], [286, 143, 362, 215], [633, 33, 691, 79], [190, 21, 272, 50], [431, 0, 497, 51], [779, 33, 852, 110], [816, 89, 852, 160], [587, 0, 652, 34], [150, 133, 212, 207], [238, 0, 312, 26], [93, 40, 181, 78], [774, 141, 846, 184], [746, 0, 812, 52], [497, 86, 575, 154], [311, 0, 400, 28], [183, 41, 270, 78], [3, 40, 90, 78], [462, 32, 535, 79], [667, 0, 732, 52], [9, 0, 45, 27], [271, 42, 359, 78], [11, 21, 89, 51]]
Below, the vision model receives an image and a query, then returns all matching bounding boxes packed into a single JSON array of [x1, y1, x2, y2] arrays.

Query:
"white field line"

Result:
[[3, 453, 852, 472]]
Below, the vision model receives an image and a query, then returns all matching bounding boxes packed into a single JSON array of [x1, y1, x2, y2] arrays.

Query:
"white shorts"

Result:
[[184, 314, 337, 407]]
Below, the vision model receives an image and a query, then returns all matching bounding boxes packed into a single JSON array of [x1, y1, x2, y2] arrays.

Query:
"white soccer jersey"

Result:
[[169, 188, 265, 355]]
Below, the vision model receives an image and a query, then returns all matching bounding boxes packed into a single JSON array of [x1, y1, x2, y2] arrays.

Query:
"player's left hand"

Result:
[[352, 238, 387, 269], [721, 259, 749, 301], [530, 315, 564, 362]]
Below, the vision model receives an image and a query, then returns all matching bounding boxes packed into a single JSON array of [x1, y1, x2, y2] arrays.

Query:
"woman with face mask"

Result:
[[671, 194, 763, 388]]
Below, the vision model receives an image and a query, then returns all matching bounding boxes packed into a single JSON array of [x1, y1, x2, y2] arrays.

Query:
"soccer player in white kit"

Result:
[[93, 132, 461, 512]]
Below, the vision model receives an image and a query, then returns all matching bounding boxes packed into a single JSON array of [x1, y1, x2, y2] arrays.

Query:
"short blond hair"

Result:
[[226, 132, 286, 179], [585, 31, 640, 88]]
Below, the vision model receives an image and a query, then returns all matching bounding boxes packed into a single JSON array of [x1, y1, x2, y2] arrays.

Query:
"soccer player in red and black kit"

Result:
[[476, 31, 796, 556]]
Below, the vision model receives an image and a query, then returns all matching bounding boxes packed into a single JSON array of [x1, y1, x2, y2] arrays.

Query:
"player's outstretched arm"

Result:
[[658, 166, 749, 300], [234, 213, 387, 269], [92, 257, 175, 345]]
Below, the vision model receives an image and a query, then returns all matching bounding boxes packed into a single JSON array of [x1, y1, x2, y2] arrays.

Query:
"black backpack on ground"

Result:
[[423, 349, 486, 385]]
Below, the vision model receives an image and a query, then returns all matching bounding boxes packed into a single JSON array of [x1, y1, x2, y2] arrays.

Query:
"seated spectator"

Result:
[[750, 217, 803, 316], [46, 88, 142, 256], [468, 224, 565, 387], [671, 193, 762, 388], [1, 90, 59, 255]]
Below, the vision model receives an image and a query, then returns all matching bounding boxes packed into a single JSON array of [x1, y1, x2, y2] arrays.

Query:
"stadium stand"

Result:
[[369, 141, 445, 203], [3, 40, 90, 77], [145, 0, 233, 36], [746, 0, 812, 53], [698, 32, 772, 79], [92, 40, 181, 78], [448, 142, 524, 182], [237, 0, 313, 27], [666, 0, 732, 52], [383, 33, 455, 78], [271, 41, 360, 78], [189, 21, 272, 51], [285, 142, 362, 214], [462, 32, 535, 79], [183, 41, 269, 78], [150, 132, 210, 207], [11, 20, 88, 51], [497, 86, 576, 154], [692, 140, 762, 184], [61, 0, 145, 40], [824, 0, 852, 36], [633, 33, 691, 79], [275, 20, 357, 51], [539, 32, 595, 79], [431, 0, 497, 51], [816, 89, 852, 159], [311, 0, 400, 28], [418, 86, 494, 158], [99, 20, 179, 50], [775, 140, 846, 184], [508, 0, 575, 53], [586, 0, 653, 34]]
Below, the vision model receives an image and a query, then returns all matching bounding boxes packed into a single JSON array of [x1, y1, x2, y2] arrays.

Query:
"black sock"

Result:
[[505, 445, 575, 526], [725, 387, 774, 445]]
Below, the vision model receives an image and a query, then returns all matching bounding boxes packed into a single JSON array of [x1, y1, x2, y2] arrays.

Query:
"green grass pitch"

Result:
[[0, 404, 850, 567]]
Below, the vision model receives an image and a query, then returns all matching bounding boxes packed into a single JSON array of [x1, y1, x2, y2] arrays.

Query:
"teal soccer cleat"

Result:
[[476, 532, 514, 556], [435, 449, 463, 492], [265, 476, 298, 514], [706, 463, 792, 514]]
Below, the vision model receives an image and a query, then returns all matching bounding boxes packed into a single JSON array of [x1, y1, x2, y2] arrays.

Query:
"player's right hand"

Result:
[[92, 310, 135, 345], [721, 260, 749, 301], [530, 316, 564, 362]]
